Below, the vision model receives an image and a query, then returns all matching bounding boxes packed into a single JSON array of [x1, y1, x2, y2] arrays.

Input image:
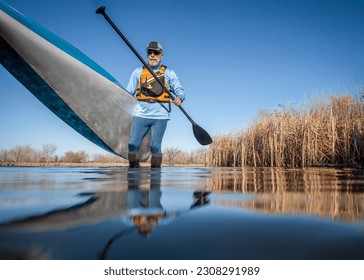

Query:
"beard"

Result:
[[148, 57, 161, 67]]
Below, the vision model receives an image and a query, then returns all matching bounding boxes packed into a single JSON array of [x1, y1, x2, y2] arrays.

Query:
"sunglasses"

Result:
[[147, 49, 162, 55]]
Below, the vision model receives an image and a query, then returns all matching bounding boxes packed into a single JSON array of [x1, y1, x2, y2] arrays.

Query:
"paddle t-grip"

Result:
[[96, 6, 106, 16]]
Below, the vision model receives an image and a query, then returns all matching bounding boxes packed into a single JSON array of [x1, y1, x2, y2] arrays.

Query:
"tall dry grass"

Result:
[[207, 94, 364, 167]]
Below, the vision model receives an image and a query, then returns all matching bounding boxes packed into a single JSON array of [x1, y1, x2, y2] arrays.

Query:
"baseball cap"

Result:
[[146, 41, 163, 52]]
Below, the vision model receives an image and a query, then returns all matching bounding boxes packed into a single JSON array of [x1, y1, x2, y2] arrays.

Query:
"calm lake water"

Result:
[[0, 166, 364, 260]]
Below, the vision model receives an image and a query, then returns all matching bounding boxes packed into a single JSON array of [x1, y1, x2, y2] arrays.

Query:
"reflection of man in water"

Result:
[[126, 170, 166, 236], [125, 170, 209, 236], [99, 169, 210, 259]]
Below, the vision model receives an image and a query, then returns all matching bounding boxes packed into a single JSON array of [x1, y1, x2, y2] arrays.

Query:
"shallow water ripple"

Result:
[[0, 166, 364, 260]]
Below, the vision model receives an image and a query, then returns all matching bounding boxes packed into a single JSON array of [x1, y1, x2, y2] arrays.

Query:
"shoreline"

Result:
[[0, 162, 361, 169], [0, 162, 206, 167]]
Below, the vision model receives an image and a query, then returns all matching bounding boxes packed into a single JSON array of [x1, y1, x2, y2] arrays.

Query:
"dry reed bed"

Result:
[[207, 95, 364, 167]]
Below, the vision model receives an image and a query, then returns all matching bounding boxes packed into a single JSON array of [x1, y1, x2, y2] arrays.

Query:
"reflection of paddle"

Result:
[[191, 191, 211, 209], [96, 6, 213, 146], [98, 227, 136, 260]]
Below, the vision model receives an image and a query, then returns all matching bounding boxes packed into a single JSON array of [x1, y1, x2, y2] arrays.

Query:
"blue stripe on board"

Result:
[[0, 1, 125, 90], [0, 36, 120, 156]]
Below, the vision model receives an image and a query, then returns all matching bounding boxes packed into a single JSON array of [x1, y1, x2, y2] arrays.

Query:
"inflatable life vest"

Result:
[[136, 65, 170, 103]]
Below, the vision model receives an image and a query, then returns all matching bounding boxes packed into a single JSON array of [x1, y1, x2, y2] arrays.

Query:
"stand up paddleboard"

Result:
[[0, 1, 150, 160]]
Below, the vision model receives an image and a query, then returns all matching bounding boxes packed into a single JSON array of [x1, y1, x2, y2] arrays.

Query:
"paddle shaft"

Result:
[[96, 7, 196, 125]]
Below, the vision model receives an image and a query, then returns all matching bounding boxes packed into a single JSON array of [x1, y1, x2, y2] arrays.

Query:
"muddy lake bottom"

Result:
[[0, 166, 364, 260]]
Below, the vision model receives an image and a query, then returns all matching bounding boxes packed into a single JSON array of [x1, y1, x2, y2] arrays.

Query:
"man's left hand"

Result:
[[173, 98, 182, 106]]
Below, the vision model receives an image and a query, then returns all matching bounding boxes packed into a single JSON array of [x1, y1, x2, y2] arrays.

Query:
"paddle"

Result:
[[96, 6, 213, 146]]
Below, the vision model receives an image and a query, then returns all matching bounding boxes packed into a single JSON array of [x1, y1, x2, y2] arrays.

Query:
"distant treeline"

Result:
[[206, 94, 364, 168], [0, 143, 125, 164], [0, 144, 208, 165]]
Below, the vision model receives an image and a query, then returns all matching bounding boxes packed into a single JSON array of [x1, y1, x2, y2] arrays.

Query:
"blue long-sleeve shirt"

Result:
[[127, 64, 185, 119]]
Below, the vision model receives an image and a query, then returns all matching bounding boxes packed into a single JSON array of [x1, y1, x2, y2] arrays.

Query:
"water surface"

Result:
[[1, 166, 364, 260]]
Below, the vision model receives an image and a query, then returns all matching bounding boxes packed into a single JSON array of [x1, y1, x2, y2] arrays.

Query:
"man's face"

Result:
[[147, 49, 163, 67]]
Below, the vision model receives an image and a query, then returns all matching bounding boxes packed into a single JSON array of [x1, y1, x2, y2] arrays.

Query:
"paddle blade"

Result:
[[192, 124, 213, 145]]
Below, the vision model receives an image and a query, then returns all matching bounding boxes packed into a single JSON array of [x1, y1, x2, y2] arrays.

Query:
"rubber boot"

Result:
[[128, 152, 140, 168], [151, 153, 163, 168]]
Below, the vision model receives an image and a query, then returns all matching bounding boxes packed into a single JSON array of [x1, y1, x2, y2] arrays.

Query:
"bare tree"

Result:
[[191, 148, 207, 165], [62, 150, 89, 163], [163, 147, 181, 163], [11, 145, 36, 162], [13, 145, 22, 163], [41, 143, 57, 162], [0, 149, 8, 162]]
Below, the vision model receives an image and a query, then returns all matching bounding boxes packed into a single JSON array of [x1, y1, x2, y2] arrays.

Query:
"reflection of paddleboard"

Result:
[[0, 1, 149, 159]]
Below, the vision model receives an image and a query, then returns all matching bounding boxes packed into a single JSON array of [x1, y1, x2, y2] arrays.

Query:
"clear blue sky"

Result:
[[1, 0, 364, 156]]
